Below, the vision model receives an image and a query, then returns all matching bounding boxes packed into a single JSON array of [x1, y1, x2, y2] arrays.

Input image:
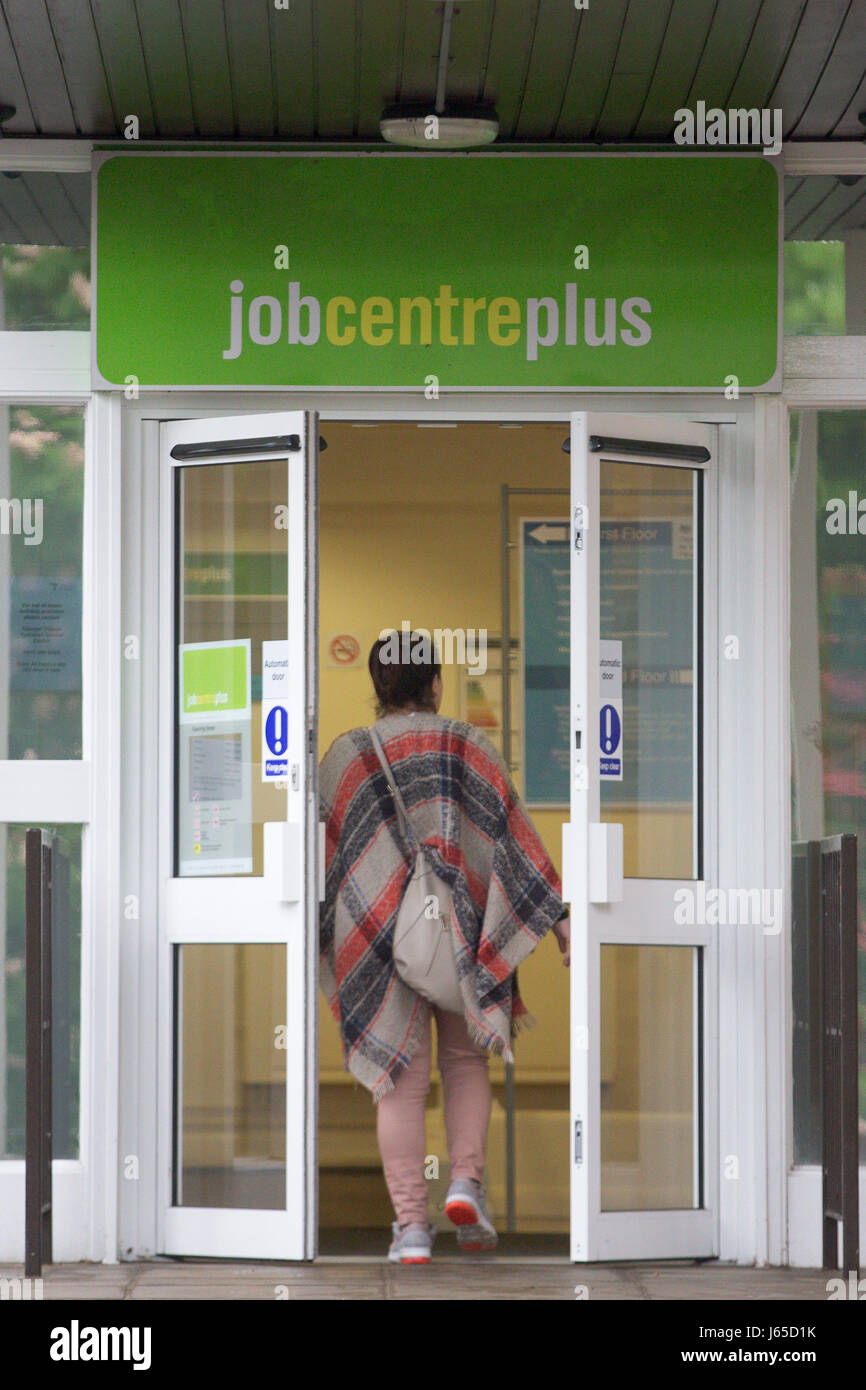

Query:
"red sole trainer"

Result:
[[400, 1257, 430, 1264], [445, 1200, 478, 1227]]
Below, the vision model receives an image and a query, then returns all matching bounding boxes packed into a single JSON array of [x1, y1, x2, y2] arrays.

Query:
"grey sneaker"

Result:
[[387, 1220, 437, 1264], [444, 1178, 498, 1251]]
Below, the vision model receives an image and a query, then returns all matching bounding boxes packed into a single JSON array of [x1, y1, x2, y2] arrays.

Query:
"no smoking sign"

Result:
[[326, 632, 363, 668]]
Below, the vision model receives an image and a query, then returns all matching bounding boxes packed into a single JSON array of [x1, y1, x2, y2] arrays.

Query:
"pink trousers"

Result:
[[376, 1002, 492, 1226]]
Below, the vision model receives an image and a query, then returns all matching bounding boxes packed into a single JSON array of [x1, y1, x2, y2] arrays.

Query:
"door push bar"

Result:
[[170, 433, 329, 460], [588, 435, 711, 463], [170, 434, 302, 460], [561, 434, 710, 464]]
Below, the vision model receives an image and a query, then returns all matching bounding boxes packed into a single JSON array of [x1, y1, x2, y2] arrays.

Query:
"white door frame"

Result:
[[114, 388, 778, 1266], [566, 412, 718, 1261], [153, 412, 317, 1260]]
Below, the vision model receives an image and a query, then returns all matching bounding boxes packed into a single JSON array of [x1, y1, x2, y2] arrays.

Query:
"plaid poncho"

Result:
[[319, 711, 566, 1100]]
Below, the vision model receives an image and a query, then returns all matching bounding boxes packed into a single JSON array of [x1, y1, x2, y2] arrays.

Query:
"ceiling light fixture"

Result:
[[380, 0, 498, 149], [380, 101, 499, 149]]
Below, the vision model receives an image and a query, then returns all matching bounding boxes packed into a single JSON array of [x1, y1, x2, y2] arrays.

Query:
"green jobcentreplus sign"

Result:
[[93, 152, 780, 390]]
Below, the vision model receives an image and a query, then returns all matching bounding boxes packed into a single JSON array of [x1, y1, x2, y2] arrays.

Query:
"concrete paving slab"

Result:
[[0, 1259, 838, 1302]]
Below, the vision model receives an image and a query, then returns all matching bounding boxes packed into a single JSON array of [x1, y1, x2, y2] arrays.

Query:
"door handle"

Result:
[[560, 822, 623, 903], [317, 821, 326, 903], [561, 822, 579, 903], [588, 823, 623, 903], [264, 821, 301, 902]]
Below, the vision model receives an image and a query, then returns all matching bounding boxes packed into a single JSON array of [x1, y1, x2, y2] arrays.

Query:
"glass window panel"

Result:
[[599, 460, 699, 880], [600, 944, 700, 1211], [0, 403, 84, 759], [175, 943, 286, 1209], [790, 409, 866, 1163], [1, 824, 82, 1159], [0, 173, 91, 330], [783, 175, 865, 336], [175, 459, 289, 877]]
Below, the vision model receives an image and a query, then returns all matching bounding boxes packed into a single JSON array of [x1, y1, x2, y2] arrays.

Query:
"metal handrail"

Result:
[[793, 833, 860, 1274], [24, 829, 54, 1278]]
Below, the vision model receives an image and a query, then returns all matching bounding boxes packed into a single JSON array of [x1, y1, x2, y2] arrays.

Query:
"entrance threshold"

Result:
[[318, 1230, 570, 1260]]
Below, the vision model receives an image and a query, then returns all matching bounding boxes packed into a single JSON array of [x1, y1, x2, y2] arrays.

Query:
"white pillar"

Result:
[[0, 257, 9, 1157], [790, 411, 824, 841]]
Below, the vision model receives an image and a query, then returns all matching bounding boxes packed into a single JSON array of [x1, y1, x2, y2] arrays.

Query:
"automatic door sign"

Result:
[[599, 639, 623, 781], [262, 639, 290, 781]]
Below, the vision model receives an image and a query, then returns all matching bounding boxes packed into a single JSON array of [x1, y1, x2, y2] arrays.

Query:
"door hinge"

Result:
[[574, 1119, 583, 1165]]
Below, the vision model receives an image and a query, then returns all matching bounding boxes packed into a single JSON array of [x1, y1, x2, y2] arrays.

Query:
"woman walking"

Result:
[[319, 633, 570, 1263]]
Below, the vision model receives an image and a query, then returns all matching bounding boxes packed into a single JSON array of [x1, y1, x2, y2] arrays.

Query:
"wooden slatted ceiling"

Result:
[[631, 0, 720, 140], [0, 171, 89, 243], [785, 174, 866, 238], [0, 0, 864, 141]]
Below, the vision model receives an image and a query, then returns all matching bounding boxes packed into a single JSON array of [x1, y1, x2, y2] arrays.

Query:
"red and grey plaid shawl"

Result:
[[319, 711, 566, 1100]]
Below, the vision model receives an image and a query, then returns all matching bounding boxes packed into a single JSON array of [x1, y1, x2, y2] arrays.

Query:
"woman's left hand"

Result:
[[552, 917, 570, 967]]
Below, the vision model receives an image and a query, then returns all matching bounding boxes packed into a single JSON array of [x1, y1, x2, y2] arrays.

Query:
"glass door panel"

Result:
[[599, 461, 700, 881], [175, 458, 289, 877], [600, 944, 700, 1212], [175, 943, 287, 1210]]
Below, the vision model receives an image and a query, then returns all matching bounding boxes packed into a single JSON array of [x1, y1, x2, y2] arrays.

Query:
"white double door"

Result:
[[153, 407, 717, 1263]]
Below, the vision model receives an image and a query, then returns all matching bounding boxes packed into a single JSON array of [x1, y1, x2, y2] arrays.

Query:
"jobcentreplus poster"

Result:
[[93, 153, 779, 390]]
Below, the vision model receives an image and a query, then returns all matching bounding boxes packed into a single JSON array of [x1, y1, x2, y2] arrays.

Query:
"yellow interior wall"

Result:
[[317, 423, 571, 1089]]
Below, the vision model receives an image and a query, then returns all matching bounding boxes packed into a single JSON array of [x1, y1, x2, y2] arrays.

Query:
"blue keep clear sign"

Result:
[[261, 639, 289, 780]]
